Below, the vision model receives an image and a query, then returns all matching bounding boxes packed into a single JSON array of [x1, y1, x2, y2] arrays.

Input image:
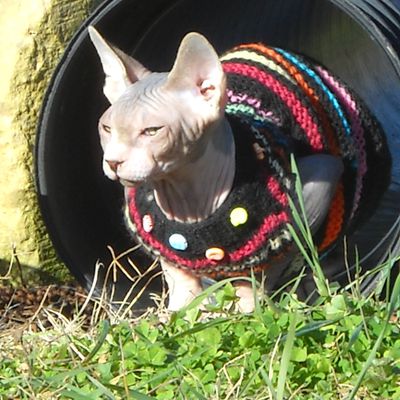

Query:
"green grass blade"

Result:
[[286, 223, 314, 269], [83, 319, 110, 364], [240, 359, 277, 400], [347, 268, 400, 399], [251, 269, 264, 318], [293, 318, 340, 338], [61, 385, 104, 400], [125, 389, 157, 400], [173, 277, 248, 318], [347, 321, 388, 400], [346, 323, 364, 351], [259, 367, 278, 400], [288, 155, 330, 297], [87, 374, 116, 399], [185, 387, 208, 400], [277, 311, 298, 400], [387, 262, 400, 315], [166, 317, 231, 342], [287, 223, 329, 297], [105, 385, 157, 399], [290, 154, 313, 240]]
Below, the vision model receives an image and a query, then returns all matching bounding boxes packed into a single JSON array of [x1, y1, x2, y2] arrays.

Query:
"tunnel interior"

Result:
[[36, 0, 400, 304]]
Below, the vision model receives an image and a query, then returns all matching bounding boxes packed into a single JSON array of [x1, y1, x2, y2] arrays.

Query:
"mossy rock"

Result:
[[0, 0, 102, 284]]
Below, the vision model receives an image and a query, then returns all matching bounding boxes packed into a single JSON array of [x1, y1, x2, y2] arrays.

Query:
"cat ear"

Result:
[[88, 26, 150, 103], [166, 33, 226, 109]]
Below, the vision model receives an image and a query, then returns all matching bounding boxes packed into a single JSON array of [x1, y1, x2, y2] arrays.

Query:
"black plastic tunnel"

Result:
[[36, 0, 400, 305]]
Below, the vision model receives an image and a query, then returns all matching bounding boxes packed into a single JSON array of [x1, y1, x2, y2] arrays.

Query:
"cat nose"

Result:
[[106, 160, 121, 172]]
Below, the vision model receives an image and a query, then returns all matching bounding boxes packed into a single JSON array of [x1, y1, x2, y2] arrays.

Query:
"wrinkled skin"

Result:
[[89, 27, 343, 312]]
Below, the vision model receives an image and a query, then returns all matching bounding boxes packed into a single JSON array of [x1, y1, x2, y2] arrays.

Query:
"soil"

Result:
[[0, 283, 96, 331]]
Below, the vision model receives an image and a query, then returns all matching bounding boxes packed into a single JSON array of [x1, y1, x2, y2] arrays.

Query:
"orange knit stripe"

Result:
[[237, 43, 339, 155], [318, 183, 345, 251]]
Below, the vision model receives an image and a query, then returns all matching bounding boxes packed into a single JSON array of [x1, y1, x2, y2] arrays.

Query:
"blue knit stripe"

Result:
[[274, 48, 352, 137]]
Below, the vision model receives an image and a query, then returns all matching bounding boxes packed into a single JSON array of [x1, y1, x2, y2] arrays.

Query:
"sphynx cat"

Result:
[[88, 27, 343, 312]]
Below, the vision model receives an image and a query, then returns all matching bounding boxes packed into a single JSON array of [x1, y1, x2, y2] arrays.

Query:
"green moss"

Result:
[[9, 0, 98, 284]]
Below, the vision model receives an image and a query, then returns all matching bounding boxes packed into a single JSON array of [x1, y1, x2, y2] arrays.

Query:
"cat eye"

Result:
[[102, 124, 111, 133], [143, 126, 164, 136]]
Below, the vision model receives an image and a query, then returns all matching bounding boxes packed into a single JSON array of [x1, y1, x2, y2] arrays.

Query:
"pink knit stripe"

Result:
[[267, 176, 288, 206], [223, 62, 324, 150], [227, 90, 262, 107], [226, 89, 282, 124], [316, 66, 367, 216], [128, 189, 289, 270]]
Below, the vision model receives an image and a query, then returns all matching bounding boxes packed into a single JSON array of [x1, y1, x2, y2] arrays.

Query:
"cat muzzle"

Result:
[[106, 160, 121, 173], [119, 178, 141, 187]]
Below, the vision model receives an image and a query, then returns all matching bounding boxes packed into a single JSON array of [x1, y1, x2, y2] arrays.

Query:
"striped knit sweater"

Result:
[[125, 43, 390, 278]]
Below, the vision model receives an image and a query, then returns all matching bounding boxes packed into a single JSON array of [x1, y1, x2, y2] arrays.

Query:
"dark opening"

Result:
[[36, 0, 400, 304]]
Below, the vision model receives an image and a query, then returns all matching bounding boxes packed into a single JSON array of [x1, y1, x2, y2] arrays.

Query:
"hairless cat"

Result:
[[88, 27, 388, 312]]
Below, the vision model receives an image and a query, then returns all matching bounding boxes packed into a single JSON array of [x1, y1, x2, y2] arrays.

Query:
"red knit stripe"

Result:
[[229, 211, 289, 262], [223, 62, 324, 151], [128, 188, 289, 270], [236, 43, 339, 154], [267, 176, 288, 206]]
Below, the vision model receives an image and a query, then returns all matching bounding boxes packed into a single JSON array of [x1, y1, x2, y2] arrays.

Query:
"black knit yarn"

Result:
[[124, 42, 391, 278]]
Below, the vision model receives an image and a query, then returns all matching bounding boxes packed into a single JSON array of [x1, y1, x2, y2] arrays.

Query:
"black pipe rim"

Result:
[[35, 0, 400, 300]]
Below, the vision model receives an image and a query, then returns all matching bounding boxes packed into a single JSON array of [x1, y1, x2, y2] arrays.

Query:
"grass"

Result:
[[1, 163, 400, 399], [1, 272, 399, 399]]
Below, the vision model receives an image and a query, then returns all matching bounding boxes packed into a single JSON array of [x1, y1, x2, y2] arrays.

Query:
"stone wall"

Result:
[[0, 0, 101, 283]]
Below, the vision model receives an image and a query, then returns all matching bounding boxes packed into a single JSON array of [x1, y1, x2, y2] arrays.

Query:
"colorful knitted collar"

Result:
[[125, 118, 294, 278], [125, 42, 390, 279]]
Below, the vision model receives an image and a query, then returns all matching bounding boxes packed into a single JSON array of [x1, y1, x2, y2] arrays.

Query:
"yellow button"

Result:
[[205, 247, 225, 261], [230, 207, 248, 227]]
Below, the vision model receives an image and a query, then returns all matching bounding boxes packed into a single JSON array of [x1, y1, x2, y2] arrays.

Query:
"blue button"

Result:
[[168, 233, 188, 251]]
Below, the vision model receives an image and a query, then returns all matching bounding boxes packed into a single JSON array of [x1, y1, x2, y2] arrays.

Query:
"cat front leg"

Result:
[[233, 281, 256, 313], [161, 261, 257, 313], [161, 260, 203, 311]]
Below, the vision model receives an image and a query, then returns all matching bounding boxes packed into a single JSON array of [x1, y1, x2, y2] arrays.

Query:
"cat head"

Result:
[[89, 27, 227, 186]]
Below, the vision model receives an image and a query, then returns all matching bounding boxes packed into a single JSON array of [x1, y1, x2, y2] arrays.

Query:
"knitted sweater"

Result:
[[125, 43, 390, 278]]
